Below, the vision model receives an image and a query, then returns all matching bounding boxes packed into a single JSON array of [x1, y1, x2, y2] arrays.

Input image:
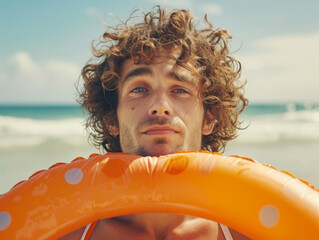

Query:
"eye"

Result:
[[173, 88, 189, 94], [131, 87, 147, 93]]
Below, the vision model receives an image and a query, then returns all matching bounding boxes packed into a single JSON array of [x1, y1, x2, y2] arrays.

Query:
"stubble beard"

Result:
[[120, 130, 199, 157], [118, 116, 203, 156], [121, 134, 184, 157], [135, 137, 184, 157]]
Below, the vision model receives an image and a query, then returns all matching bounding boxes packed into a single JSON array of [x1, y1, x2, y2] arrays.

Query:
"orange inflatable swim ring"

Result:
[[0, 151, 318, 239]]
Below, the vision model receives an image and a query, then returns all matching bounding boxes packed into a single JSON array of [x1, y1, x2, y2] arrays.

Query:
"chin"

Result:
[[147, 145, 180, 157]]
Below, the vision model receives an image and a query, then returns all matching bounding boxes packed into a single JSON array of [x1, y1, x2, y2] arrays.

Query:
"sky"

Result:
[[1, 0, 319, 104]]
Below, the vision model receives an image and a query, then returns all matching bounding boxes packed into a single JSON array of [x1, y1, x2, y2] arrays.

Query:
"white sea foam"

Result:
[[0, 116, 89, 148], [236, 109, 319, 143]]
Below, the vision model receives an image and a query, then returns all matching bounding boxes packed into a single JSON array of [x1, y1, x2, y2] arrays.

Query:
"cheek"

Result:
[[181, 99, 203, 115], [118, 102, 143, 123], [189, 102, 205, 126]]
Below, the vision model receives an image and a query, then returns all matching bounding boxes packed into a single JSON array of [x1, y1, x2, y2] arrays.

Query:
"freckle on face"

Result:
[[131, 107, 135, 110]]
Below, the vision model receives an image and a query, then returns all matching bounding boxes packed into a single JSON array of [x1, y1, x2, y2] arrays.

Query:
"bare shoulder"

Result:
[[169, 218, 251, 240], [229, 227, 252, 240], [58, 226, 85, 240]]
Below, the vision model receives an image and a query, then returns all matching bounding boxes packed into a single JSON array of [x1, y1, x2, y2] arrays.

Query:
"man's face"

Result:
[[116, 54, 214, 156]]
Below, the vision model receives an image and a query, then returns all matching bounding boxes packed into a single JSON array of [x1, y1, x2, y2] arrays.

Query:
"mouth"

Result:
[[143, 126, 178, 135]]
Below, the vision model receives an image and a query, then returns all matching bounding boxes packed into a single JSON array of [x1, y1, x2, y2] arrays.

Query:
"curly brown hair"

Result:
[[79, 6, 248, 153]]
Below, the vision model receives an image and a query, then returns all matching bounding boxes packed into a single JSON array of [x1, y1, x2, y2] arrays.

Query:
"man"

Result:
[[62, 6, 249, 239]]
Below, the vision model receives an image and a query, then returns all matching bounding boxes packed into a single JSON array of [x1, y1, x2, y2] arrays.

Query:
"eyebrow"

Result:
[[122, 67, 152, 84], [122, 66, 195, 86], [167, 71, 193, 84]]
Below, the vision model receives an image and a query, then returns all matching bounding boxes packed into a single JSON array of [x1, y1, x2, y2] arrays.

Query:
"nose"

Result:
[[148, 92, 173, 117]]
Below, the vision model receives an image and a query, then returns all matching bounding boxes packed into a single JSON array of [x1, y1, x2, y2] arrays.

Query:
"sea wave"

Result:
[[1, 108, 319, 148]]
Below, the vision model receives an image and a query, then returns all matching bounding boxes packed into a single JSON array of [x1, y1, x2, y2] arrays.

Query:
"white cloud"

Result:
[[199, 4, 223, 16], [0, 52, 81, 103], [238, 31, 319, 103], [7, 52, 37, 72]]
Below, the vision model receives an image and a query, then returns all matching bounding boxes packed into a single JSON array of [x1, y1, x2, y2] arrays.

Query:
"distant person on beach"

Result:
[[62, 6, 249, 239]]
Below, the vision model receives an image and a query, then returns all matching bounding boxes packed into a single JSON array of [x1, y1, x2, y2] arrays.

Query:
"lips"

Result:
[[143, 126, 178, 135]]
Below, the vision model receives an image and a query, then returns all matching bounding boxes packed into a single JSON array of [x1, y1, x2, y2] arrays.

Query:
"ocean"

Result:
[[0, 103, 318, 194]]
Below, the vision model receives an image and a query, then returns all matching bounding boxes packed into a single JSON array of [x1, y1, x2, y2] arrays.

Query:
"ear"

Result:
[[202, 109, 216, 136], [104, 113, 119, 136]]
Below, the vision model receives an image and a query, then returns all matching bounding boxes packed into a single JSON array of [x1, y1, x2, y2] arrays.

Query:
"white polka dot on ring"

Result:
[[0, 212, 11, 231], [64, 168, 83, 185], [259, 205, 279, 227]]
